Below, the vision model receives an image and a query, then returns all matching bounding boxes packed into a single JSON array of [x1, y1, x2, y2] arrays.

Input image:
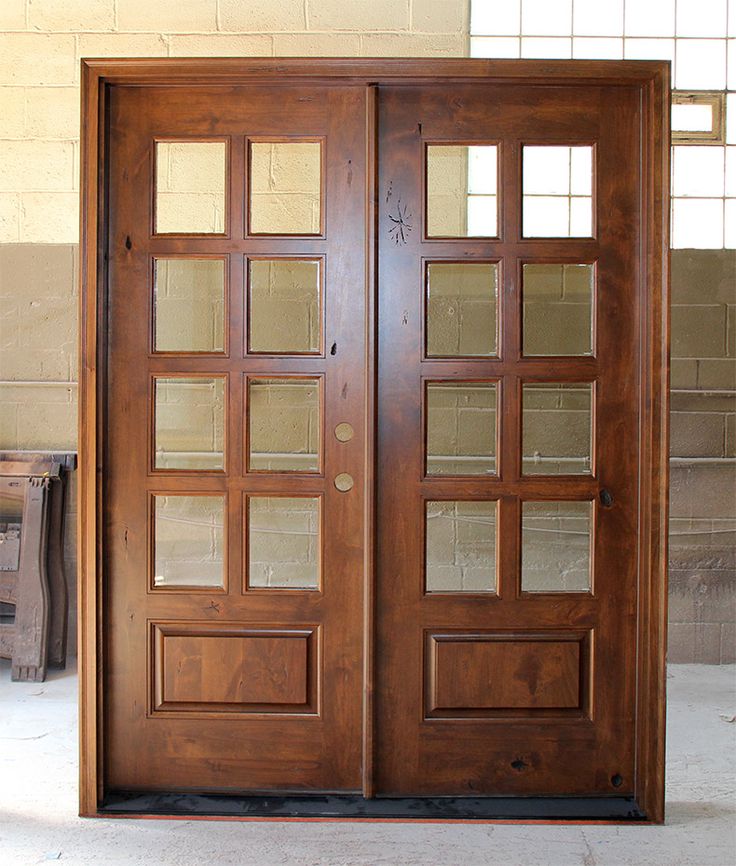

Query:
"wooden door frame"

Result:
[[79, 57, 670, 821]]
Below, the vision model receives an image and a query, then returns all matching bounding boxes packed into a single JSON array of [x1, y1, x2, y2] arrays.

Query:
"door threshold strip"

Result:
[[100, 791, 648, 821]]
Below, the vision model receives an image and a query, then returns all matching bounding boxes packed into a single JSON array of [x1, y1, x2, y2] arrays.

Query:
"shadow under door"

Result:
[[85, 60, 669, 821]]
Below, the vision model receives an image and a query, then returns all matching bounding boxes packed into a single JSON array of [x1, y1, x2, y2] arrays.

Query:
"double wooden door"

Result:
[[89, 61, 668, 819]]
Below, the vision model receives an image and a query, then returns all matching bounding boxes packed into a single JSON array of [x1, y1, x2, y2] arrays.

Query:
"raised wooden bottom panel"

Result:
[[150, 622, 319, 716]]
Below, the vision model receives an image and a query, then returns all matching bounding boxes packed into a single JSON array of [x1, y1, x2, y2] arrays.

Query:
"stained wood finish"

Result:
[[79, 59, 669, 822], [153, 623, 316, 711], [104, 84, 368, 793], [376, 83, 647, 798], [428, 633, 584, 712]]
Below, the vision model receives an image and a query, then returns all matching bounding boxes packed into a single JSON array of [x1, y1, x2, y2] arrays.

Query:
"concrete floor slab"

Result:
[[1, 661, 734, 866]]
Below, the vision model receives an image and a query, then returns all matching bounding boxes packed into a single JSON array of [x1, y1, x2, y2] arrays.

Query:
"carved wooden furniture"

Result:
[[0, 452, 75, 681], [79, 59, 669, 821]]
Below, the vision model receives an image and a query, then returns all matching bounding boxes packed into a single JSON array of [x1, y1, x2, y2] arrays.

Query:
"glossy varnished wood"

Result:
[[79, 59, 669, 821], [375, 81, 656, 799], [103, 83, 368, 794]]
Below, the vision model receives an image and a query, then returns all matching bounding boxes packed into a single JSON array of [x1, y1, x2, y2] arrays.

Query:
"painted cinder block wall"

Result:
[[0, 0, 734, 661]]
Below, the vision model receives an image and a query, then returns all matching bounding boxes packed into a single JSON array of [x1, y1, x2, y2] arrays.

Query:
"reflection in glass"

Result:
[[154, 377, 225, 470], [522, 145, 593, 237], [426, 500, 497, 592], [248, 378, 320, 472], [522, 383, 592, 475], [248, 496, 319, 588], [155, 141, 226, 234], [426, 145, 498, 237], [426, 262, 498, 357], [249, 142, 321, 234], [521, 501, 592, 592], [153, 258, 225, 353], [522, 263, 593, 356], [154, 495, 224, 588], [426, 382, 497, 475], [248, 259, 320, 353]]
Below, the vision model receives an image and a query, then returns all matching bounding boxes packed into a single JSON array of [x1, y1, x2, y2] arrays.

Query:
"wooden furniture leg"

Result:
[[11, 477, 51, 682], [46, 479, 68, 669]]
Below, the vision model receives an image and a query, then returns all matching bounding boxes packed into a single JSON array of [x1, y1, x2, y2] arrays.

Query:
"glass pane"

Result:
[[522, 383, 592, 475], [248, 259, 321, 353], [523, 145, 593, 237], [249, 142, 321, 235], [154, 377, 225, 470], [248, 378, 320, 472], [426, 145, 498, 237], [153, 258, 225, 353], [426, 500, 497, 593], [521, 501, 592, 593], [522, 264, 594, 356], [155, 141, 226, 234], [426, 382, 497, 475], [248, 496, 319, 589], [426, 262, 498, 357], [672, 102, 714, 133], [153, 495, 224, 588]]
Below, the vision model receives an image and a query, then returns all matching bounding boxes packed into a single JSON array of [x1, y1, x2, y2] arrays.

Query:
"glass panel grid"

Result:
[[247, 377, 320, 472], [522, 263, 594, 356], [155, 141, 226, 235], [247, 496, 320, 589], [153, 494, 225, 589], [153, 258, 226, 353], [523, 146, 594, 238], [522, 382, 593, 475], [426, 381, 498, 476], [426, 145, 499, 237], [249, 141, 322, 235], [521, 500, 593, 593], [154, 376, 225, 471], [248, 259, 321, 354], [426, 262, 499, 357], [425, 500, 498, 593]]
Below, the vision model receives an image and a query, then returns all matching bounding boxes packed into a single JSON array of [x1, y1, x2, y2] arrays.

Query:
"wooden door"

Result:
[[104, 83, 368, 793], [375, 82, 645, 797], [82, 60, 668, 819]]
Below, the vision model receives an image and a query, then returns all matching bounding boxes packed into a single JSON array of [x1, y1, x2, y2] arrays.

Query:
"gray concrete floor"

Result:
[[1, 662, 734, 866]]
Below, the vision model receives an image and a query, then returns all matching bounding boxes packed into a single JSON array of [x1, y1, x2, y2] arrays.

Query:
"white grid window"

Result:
[[522, 146, 593, 237], [471, 0, 735, 248]]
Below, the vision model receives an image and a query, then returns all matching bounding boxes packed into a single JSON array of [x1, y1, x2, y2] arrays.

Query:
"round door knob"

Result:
[[334, 473, 354, 492], [334, 422, 354, 442]]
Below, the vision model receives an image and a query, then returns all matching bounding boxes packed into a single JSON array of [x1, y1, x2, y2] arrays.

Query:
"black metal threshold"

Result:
[[101, 791, 647, 821]]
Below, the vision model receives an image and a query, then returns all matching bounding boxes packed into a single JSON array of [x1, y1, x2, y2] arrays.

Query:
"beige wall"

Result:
[[0, 0, 467, 652], [0, 1, 734, 662]]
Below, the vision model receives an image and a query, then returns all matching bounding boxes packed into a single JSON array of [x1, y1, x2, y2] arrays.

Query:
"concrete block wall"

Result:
[[155, 377, 225, 470], [248, 496, 320, 588], [0, 1, 734, 662], [426, 500, 497, 592], [0, 0, 468, 654], [154, 493, 224, 588], [669, 251, 736, 663]]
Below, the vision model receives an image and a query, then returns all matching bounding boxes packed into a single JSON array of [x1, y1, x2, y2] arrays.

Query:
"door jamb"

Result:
[[79, 57, 670, 821]]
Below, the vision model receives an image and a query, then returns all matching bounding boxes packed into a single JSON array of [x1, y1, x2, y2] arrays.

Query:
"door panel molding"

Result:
[[79, 58, 669, 821]]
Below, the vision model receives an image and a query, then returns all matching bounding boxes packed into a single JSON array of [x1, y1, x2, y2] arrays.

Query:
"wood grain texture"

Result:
[[428, 634, 583, 712], [153, 623, 315, 711], [79, 59, 669, 820], [102, 83, 367, 795], [375, 81, 645, 798]]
